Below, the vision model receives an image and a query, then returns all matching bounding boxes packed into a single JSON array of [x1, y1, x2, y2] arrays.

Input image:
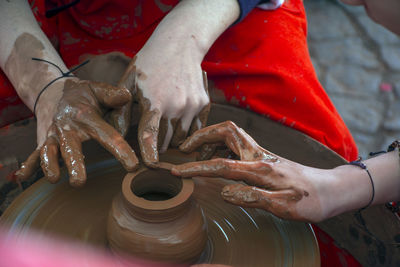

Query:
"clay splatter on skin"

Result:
[[170, 118, 186, 148], [172, 121, 323, 222], [118, 59, 210, 167], [14, 150, 40, 181], [5, 33, 50, 110], [3, 33, 67, 148], [14, 79, 139, 187], [136, 89, 162, 166], [40, 135, 60, 183]]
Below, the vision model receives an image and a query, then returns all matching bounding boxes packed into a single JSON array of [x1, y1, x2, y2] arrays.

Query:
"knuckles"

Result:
[[220, 121, 239, 131]]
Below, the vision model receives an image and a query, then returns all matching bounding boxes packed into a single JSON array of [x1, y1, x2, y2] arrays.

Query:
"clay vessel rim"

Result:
[[122, 169, 194, 211]]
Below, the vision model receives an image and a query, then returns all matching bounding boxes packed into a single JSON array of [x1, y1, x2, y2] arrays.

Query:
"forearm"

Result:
[[326, 151, 400, 218], [141, 0, 240, 61], [0, 0, 67, 113]]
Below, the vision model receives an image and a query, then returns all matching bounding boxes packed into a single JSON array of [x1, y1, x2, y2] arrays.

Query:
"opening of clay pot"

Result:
[[121, 168, 195, 223], [107, 168, 208, 263], [131, 169, 182, 201]]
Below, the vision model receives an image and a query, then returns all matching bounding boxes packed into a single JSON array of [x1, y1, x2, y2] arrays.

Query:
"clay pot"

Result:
[[107, 167, 208, 263]]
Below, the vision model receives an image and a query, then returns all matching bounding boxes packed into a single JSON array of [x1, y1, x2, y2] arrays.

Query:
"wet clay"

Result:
[[107, 168, 207, 263], [4, 33, 66, 148], [13, 149, 40, 181], [4, 85, 400, 266], [4, 33, 55, 110], [172, 121, 320, 221], [1, 148, 319, 267], [128, 62, 210, 166], [16, 79, 139, 186], [54, 79, 138, 186], [136, 89, 163, 166]]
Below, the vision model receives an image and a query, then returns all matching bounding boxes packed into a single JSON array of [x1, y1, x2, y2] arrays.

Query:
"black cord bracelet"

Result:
[[366, 140, 400, 215], [348, 158, 375, 211], [32, 58, 89, 118]]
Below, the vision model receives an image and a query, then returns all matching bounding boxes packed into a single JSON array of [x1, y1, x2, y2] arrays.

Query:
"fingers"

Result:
[[180, 121, 273, 161], [170, 103, 209, 149], [56, 126, 86, 187], [221, 184, 298, 211], [189, 102, 210, 136], [117, 57, 137, 93], [109, 103, 131, 137], [89, 81, 133, 136], [79, 113, 139, 172], [138, 107, 162, 167], [171, 158, 269, 180], [170, 120, 186, 148], [89, 82, 131, 108], [198, 143, 219, 160], [40, 136, 60, 183], [159, 118, 176, 153], [171, 71, 210, 149], [14, 149, 40, 181], [180, 121, 242, 154]]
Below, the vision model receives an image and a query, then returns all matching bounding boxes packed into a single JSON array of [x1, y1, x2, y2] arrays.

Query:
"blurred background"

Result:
[[305, 0, 400, 158]]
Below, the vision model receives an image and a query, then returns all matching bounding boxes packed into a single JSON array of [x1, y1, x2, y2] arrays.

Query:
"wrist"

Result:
[[147, 0, 240, 59], [324, 164, 372, 218]]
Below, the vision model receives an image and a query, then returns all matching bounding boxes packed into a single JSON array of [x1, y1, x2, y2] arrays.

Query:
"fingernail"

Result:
[[170, 166, 180, 176], [144, 160, 159, 169], [221, 190, 235, 198], [125, 158, 139, 172], [179, 141, 190, 152], [45, 170, 60, 184], [70, 178, 86, 188]]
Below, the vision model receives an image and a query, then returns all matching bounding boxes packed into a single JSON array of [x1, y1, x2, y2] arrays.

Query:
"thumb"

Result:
[[88, 81, 131, 108]]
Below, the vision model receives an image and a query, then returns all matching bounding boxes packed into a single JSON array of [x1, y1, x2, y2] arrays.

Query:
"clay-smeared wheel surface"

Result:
[[1, 151, 319, 267], [1, 104, 323, 266], [2, 156, 319, 267]]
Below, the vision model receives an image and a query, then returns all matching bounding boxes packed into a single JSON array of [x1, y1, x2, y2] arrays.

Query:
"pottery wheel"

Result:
[[1, 152, 319, 267], [0, 104, 324, 267]]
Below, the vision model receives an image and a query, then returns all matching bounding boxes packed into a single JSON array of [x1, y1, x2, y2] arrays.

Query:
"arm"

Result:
[[171, 121, 400, 223], [0, 0, 139, 186], [328, 150, 400, 217], [0, 0, 68, 146], [118, 0, 240, 166]]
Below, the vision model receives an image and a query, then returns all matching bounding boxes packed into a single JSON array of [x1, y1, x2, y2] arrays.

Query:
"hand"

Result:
[[115, 0, 242, 167], [118, 38, 210, 167], [15, 78, 139, 187], [171, 121, 338, 223]]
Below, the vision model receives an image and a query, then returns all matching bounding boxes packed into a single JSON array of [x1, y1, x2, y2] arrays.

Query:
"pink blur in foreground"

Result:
[[0, 228, 176, 267]]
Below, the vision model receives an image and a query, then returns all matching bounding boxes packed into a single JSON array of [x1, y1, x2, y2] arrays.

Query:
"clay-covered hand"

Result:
[[110, 0, 243, 167], [117, 44, 210, 168], [172, 121, 336, 223], [15, 78, 139, 187]]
